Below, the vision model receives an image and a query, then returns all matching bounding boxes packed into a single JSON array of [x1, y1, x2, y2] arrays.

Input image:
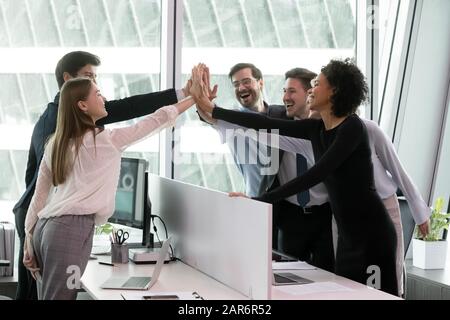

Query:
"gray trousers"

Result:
[[32, 214, 95, 300]]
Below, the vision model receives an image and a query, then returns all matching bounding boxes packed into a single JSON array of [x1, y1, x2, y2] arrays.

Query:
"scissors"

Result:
[[115, 229, 129, 245]]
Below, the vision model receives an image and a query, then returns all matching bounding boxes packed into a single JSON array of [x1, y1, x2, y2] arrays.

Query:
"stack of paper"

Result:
[[275, 282, 354, 295]]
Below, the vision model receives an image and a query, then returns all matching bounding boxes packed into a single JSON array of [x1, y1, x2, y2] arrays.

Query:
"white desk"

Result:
[[81, 257, 248, 300], [82, 257, 400, 300]]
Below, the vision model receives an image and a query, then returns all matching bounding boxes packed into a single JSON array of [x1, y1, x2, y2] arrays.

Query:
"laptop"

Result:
[[272, 272, 313, 286], [100, 237, 171, 290]]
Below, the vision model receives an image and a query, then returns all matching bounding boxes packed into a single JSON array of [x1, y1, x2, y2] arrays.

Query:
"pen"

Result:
[[98, 261, 114, 266]]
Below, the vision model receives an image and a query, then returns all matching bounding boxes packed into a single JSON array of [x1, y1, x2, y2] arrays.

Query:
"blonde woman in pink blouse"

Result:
[[23, 77, 196, 299]]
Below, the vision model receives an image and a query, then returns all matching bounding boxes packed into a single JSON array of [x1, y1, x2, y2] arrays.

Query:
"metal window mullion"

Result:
[[265, 0, 282, 47], [378, 1, 400, 124], [160, 0, 181, 178], [356, 0, 378, 122], [429, 78, 450, 203], [322, 0, 338, 48], [392, 0, 419, 145], [294, 0, 311, 48]]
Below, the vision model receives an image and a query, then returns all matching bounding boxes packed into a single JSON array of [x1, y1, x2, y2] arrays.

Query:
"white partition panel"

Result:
[[148, 174, 272, 300]]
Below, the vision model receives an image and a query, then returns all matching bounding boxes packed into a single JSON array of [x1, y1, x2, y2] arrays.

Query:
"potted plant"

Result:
[[412, 197, 450, 269]]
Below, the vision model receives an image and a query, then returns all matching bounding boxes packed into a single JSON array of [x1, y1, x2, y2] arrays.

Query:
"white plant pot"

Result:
[[412, 238, 448, 269]]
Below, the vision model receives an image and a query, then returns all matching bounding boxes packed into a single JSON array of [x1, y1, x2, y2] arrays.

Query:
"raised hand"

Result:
[[202, 65, 218, 101], [182, 78, 192, 98], [190, 64, 215, 113], [190, 64, 207, 100]]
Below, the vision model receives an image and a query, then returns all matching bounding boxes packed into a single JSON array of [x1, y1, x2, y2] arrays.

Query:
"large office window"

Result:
[[174, 0, 356, 193], [0, 0, 162, 221]]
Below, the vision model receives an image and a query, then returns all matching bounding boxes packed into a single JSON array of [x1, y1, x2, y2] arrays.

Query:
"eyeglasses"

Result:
[[232, 77, 257, 89]]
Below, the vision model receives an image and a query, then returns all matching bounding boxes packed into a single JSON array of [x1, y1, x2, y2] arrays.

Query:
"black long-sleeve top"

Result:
[[212, 106, 385, 230], [211, 106, 399, 294]]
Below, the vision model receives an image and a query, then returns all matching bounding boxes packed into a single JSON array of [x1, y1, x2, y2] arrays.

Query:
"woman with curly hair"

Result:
[[192, 59, 398, 295]]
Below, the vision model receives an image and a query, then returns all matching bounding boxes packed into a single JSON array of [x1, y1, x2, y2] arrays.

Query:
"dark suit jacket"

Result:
[[13, 89, 178, 221]]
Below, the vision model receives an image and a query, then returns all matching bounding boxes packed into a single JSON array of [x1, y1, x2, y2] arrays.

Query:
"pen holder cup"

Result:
[[111, 243, 129, 264]]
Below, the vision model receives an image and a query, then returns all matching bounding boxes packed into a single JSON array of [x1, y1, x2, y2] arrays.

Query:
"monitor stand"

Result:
[[126, 232, 154, 249]]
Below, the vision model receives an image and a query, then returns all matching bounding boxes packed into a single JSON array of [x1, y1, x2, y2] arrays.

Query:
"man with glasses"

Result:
[[13, 51, 189, 300]]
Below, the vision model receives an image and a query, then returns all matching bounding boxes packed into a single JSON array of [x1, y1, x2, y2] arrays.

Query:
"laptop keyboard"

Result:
[[274, 273, 313, 284], [274, 273, 296, 283], [122, 276, 151, 288]]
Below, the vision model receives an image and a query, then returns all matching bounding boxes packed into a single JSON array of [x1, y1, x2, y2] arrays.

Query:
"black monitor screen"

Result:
[[109, 158, 147, 229]]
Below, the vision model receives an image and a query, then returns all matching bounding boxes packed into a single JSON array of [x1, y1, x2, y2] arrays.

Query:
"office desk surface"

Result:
[[271, 268, 401, 300], [82, 257, 400, 300], [81, 257, 248, 300]]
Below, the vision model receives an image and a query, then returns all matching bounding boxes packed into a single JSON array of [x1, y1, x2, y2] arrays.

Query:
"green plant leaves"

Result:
[[95, 223, 114, 235], [415, 197, 450, 241]]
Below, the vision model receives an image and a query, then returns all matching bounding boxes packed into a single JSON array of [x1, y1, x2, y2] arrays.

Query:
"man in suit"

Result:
[[13, 51, 188, 300], [198, 65, 334, 272]]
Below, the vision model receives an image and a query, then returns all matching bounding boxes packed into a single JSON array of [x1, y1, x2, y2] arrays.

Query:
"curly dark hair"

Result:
[[320, 58, 368, 117]]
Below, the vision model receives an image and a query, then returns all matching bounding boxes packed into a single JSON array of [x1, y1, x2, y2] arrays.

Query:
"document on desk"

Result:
[[275, 282, 354, 296], [272, 261, 317, 270], [121, 291, 204, 300]]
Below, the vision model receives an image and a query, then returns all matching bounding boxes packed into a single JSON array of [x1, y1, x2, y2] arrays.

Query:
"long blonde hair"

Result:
[[50, 77, 97, 186]]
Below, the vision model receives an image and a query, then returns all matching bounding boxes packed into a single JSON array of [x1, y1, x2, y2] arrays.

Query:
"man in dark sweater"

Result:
[[13, 51, 187, 300]]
